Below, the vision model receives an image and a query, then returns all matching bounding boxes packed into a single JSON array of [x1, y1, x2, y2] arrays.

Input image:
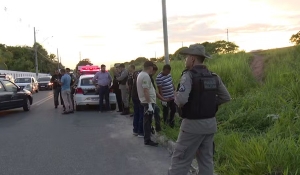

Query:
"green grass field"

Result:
[[153, 46, 300, 175]]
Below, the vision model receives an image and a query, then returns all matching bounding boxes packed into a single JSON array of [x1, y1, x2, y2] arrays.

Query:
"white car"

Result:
[[14, 76, 39, 93], [74, 74, 117, 111]]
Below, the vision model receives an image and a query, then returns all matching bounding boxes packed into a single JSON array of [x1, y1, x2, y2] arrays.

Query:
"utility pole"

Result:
[[34, 27, 38, 78], [182, 41, 183, 47], [227, 29, 229, 42], [57, 48, 59, 70], [162, 0, 170, 64], [60, 56, 62, 68]]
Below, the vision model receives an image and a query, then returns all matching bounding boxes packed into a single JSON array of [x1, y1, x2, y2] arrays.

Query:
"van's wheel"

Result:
[[23, 98, 30, 111], [110, 104, 116, 111]]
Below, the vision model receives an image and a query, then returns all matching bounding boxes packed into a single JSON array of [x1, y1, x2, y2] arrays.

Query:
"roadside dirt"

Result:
[[250, 53, 265, 82]]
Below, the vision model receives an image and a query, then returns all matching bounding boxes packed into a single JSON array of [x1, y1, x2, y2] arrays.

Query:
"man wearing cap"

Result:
[[168, 44, 231, 175], [116, 63, 130, 115]]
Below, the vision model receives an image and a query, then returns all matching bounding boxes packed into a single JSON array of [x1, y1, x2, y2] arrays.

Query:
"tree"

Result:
[[150, 58, 157, 62], [74, 58, 93, 71], [290, 31, 300, 45]]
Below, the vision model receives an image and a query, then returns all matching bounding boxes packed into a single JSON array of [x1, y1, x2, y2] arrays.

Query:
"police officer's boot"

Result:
[[121, 108, 129, 115]]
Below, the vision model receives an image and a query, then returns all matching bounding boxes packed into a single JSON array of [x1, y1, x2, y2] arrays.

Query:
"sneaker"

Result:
[[137, 134, 144, 138], [133, 132, 138, 136], [145, 141, 158, 147]]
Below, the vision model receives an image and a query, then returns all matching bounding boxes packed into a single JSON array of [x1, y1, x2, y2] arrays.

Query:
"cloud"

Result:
[[140, 17, 300, 45], [136, 13, 217, 32], [78, 35, 103, 39]]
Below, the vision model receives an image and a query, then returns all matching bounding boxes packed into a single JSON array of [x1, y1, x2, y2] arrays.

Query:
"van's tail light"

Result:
[[110, 89, 113, 93], [76, 88, 83, 94]]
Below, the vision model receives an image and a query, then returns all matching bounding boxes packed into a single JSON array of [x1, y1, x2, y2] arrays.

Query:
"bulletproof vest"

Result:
[[119, 70, 128, 85], [181, 66, 219, 120]]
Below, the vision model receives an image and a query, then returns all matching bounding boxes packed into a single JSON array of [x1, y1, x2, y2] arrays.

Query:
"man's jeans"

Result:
[[53, 87, 64, 107], [132, 97, 144, 135], [154, 104, 162, 132], [61, 89, 72, 112], [142, 103, 155, 143], [99, 85, 110, 111], [163, 99, 176, 127]]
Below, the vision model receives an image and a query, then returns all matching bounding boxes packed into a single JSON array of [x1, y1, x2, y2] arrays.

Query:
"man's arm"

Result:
[[116, 69, 128, 81], [50, 76, 55, 83], [142, 76, 151, 103], [92, 73, 98, 86], [155, 75, 163, 96], [216, 75, 231, 105], [108, 73, 112, 86], [175, 72, 192, 107], [59, 76, 65, 86]]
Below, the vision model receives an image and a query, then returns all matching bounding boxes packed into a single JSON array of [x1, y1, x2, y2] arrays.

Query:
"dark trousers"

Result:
[[99, 85, 110, 111], [154, 104, 162, 132], [114, 88, 123, 111], [132, 97, 144, 135], [163, 99, 176, 127], [53, 87, 64, 107], [142, 103, 154, 143]]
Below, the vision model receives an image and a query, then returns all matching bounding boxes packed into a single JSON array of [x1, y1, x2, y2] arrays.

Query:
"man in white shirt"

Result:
[[136, 61, 158, 147]]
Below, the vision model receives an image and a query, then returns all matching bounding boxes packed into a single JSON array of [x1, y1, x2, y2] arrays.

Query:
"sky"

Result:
[[1, 0, 299, 70]]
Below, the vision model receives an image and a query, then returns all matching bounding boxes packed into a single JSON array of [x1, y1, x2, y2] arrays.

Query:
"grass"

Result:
[[154, 46, 300, 174]]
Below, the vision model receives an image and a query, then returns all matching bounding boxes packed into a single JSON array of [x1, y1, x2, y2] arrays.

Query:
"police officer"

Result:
[[168, 44, 231, 175], [116, 64, 130, 115]]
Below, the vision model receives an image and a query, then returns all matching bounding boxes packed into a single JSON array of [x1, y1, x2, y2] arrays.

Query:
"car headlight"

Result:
[[48, 82, 52, 85]]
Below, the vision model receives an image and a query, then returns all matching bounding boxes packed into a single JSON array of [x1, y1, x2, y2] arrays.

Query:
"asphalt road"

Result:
[[0, 91, 171, 175]]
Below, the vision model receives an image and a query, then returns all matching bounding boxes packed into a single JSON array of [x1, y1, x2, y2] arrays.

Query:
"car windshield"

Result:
[[81, 78, 94, 86], [15, 78, 31, 83], [38, 77, 50, 82]]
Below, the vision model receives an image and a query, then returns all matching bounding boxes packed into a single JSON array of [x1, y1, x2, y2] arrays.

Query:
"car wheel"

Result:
[[23, 98, 30, 111], [110, 104, 116, 110], [76, 105, 81, 111]]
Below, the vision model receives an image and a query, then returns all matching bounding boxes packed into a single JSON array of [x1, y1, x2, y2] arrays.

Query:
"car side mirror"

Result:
[[12, 86, 20, 92]]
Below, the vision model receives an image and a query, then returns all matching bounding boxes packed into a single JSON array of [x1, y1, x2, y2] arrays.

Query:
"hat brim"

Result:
[[179, 48, 211, 59]]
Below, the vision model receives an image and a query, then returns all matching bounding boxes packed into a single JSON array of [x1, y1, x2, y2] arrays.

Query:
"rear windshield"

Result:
[[81, 78, 94, 86], [38, 77, 50, 81], [15, 78, 31, 83]]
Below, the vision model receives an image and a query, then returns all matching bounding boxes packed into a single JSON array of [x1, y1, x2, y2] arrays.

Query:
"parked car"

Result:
[[0, 74, 14, 83], [74, 74, 117, 111], [37, 76, 53, 90], [0, 79, 33, 111], [14, 76, 39, 93]]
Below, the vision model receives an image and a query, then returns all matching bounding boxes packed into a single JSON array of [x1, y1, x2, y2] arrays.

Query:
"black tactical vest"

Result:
[[181, 65, 219, 119]]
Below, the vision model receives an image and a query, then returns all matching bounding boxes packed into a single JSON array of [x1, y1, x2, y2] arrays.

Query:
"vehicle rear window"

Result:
[[81, 78, 94, 86], [38, 77, 50, 81], [15, 78, 31, 83]]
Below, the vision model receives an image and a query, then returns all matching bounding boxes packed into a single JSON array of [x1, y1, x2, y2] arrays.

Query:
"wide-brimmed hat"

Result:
[[179, 44, 211, 59]]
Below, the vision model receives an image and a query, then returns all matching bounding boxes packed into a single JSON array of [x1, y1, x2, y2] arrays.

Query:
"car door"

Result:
[[2, 80, 24, 108], [0, 81, 11, 109]]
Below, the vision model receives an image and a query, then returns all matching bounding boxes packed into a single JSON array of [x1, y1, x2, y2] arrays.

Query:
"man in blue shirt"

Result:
[[93, 64, 112, 112], [59, 69, 72, 114]]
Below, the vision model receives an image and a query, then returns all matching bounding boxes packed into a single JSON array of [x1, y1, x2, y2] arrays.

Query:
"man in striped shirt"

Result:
[[156, 64, 176, 128]]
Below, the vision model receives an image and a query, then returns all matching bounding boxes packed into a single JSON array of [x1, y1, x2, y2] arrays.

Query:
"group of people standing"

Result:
[[114, 44, 232, 175], [50, 68, 77, 114]]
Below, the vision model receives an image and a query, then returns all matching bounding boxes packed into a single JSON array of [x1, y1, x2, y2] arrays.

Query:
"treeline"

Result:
[[120, 40, 239, 66], [0, 43, 64, 73]]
